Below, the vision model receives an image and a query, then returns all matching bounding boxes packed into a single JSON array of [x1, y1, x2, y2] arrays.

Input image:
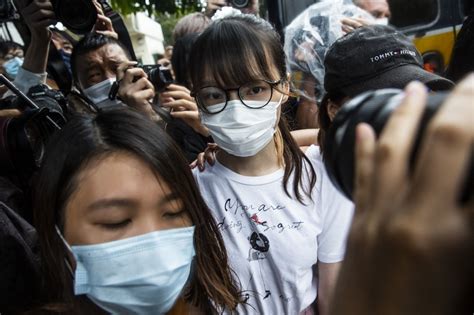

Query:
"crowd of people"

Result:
[[0, 0, 472, 314]]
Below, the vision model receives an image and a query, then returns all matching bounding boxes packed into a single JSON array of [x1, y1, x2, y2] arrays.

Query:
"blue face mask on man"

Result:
[[68, 226, 196, 315], [3, 56, 24, 79], [59, 49, 72, 74]]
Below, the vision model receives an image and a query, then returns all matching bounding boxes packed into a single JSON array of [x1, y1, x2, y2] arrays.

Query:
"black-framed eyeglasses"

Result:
[[192, 79, 283, 114]]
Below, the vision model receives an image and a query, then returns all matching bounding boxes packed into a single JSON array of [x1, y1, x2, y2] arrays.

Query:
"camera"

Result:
[[140, 64, 174, 92], [0, 0, 18, 21], [0, 0, 97, 33], [0, 83, 67, 184], [50, 0, 97, 34], [323, 88, 472, 204], [24, 84, 68, 113], [229, 0, 249, 8]]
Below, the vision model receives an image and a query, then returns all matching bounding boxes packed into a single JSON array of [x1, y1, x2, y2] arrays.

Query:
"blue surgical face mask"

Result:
[[70, 226, 196, 315], [59, 49, 72, 74], [3, 56, 23, 79], [82, 78, 124, 110]]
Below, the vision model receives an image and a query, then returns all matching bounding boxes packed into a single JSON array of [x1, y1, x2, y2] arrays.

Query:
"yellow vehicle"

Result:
[[268, 0, 468, 74], [389, 0, 467, 73]]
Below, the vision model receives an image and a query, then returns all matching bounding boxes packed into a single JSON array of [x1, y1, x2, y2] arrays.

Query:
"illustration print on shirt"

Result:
[[218, 197, 306, 308]]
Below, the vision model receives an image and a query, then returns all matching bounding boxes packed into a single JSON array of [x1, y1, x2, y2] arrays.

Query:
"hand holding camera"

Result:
[[116, 61, 158, 120], [160, 84, 209, 136], [331, 77, 474, 315], [205, 0, 258, 17], [15, 0, 55, 40], [92, 0, 118, 39]]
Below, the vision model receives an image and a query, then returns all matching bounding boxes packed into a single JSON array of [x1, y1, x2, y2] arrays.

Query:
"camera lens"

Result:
[[323, 89, 473, 204], [230, 0, 249, 8], [54, 0, 97, 34], [144, 66, 173, 92]]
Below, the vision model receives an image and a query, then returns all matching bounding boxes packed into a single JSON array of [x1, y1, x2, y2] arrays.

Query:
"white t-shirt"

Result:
[[193, 145, 354, 314]]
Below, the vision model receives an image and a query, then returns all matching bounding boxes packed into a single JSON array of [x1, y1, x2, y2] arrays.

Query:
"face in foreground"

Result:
[[63, 152, 191, 245]]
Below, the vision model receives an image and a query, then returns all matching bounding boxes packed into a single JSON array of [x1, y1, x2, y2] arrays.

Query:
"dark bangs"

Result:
[[190, 15, 287, 89]]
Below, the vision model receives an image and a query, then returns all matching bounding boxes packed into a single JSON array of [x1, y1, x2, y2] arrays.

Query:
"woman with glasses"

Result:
[[189, 12, 354, 315]]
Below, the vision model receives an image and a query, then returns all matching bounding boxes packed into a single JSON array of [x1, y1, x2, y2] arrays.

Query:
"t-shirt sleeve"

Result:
[[308, 146, 354, 263]]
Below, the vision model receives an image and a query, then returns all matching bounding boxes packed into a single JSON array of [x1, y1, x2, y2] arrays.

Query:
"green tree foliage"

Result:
[[110, 0, 203, 45], [155, 12, 181, 45], [110, 0, 203, 15]]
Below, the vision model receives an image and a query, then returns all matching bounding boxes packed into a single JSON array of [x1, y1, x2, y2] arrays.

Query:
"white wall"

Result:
[[124, 12, 165, 64]]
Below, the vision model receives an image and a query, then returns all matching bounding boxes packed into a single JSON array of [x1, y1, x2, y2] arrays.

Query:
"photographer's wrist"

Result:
[[30, 28, 52, 42]]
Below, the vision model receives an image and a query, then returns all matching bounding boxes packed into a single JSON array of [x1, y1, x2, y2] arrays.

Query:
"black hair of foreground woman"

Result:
[[31, 108, 241, 314]]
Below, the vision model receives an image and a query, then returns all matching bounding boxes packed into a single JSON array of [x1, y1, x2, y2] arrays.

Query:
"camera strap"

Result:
[[97, 0, 137, 61]]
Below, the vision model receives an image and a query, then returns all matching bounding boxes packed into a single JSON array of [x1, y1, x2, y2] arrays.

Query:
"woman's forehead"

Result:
[[199, 56, 282, 88]]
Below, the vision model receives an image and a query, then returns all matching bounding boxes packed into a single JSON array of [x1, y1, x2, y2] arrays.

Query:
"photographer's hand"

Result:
[[330, 78, 474, 315], [160, 84, 210, 136], [16, 0, 55, 74], [205, 0, 227, 17], [92, 0, 118, 39], [117, 63, 159, 121]]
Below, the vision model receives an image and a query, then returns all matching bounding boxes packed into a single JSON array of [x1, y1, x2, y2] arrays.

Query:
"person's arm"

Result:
[[4, 0, 54, 98], [291, 128, 319, 151], [329, 78, 474, 315], [18, 0, 54, 75], [295, 73, 320, 129], [317, 262, 341, 315], [204, 0, 227, 17], [313, 144, 355, 315], [92, 0, 118, 39]]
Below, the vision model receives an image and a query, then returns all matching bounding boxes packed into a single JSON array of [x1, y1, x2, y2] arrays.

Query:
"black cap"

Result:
[[324, 25, 454, 97]]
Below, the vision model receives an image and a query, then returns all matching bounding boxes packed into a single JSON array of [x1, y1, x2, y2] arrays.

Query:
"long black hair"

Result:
[[33, 108, 240, 313], [189, 14, 316, 202]]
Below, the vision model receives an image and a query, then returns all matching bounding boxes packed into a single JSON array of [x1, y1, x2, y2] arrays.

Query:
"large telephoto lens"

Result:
[[54, 0, 97, 34], [323, 89, 472, 204]]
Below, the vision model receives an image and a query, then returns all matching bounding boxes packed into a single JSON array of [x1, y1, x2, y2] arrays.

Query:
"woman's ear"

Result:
[[281, 78, 291, 103]]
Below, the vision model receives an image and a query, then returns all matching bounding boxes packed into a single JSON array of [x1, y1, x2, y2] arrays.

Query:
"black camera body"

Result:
[[0, 84, 67, 183], [0, 0, 18, 21], [50, 0, 97, 34], [229, 0, 250, 8], [140, 64, 174, 92], [324, 89, 472, 204], [26, 84, 68, 113], [0, 0, 97, 33], [1, 84, 67, 115]]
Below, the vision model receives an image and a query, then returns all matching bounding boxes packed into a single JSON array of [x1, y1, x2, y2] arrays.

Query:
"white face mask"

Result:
[[374, 17, 389, 25], [82, 78, 123, 110], [200, 95, 283, 157], [71, 226, 196, 315]]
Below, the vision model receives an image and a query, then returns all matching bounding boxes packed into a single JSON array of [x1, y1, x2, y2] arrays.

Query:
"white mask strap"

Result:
[[55, 225, 75, 279]]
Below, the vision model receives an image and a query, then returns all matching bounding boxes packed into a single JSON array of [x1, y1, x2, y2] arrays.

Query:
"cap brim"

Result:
[[341, 64, 454, 97]]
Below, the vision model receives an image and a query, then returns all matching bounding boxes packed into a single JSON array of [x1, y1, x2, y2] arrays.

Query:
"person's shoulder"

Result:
[[304, 144, 324, 171]]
